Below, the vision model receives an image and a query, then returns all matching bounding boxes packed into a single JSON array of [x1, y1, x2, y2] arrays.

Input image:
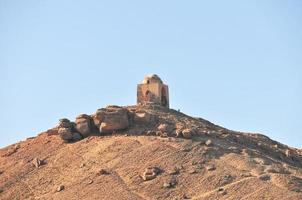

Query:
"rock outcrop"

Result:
[[75, 114, 95, 138], [58, 118, 83, 142], [95, 106, 130, 134]]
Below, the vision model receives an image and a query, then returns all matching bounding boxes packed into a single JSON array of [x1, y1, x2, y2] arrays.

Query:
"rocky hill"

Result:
[[0, 104, 302, 200]]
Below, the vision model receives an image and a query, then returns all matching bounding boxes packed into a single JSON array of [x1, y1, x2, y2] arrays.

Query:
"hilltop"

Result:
[[0, 104, 302, 200]]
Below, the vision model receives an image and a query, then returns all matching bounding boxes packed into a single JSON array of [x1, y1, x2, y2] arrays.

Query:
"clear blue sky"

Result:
[[0, 0, 301, 148]]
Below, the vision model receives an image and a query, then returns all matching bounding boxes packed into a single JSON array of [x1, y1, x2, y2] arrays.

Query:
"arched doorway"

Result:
[[161, 87, 168, 107], [145, 90, 151, 102]]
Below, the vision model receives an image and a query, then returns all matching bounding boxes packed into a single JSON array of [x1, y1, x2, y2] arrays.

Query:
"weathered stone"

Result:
[[32, 158, 44, 168], [133, 111, 156, 124], [75, 114, 94, 138], [58, 118, 82, 142], [57, 185, 65, 192], [93, 109, 106, 127], [142, 167, 160, 181], [58, 127, 74, 142], [96, 107, 130, 134], [72, 132, 83, 141], [59, 118, 73, 128]]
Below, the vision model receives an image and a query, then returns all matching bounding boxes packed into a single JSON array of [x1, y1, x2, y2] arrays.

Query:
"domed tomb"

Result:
[[137, 74, 169, 108]]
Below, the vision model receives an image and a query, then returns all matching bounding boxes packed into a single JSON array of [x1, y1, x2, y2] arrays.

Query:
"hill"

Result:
[[0, 105, 302, 200]]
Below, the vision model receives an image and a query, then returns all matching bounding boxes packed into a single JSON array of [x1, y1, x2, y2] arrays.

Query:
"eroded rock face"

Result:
[[75, 114, 95, 138], [94, 106, 130, 134], [58, 118, 75, 142], [58, 118, 82, 142], [58, 127, 74, 141], [133, 110, 157, 124]]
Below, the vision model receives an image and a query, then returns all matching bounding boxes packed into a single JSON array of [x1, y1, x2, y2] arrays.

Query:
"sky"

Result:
[[0, 0, 301, 148]]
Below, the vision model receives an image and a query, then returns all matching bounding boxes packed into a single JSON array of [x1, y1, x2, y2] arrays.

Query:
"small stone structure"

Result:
[[137, 74, 169, 108]]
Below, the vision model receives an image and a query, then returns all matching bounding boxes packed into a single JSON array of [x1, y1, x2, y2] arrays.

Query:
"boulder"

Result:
[[97, 106, 130, 134], [58, 127, 74, 142], [58, 118, 83, 142], [93, 109, 106, 127], [56, 185, 65, 192], [59, 118, 73, 129], [75, 114, 94, 138]]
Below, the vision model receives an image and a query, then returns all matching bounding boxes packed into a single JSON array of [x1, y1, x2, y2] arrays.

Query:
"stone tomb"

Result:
[[137, 74, 169, 108]]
